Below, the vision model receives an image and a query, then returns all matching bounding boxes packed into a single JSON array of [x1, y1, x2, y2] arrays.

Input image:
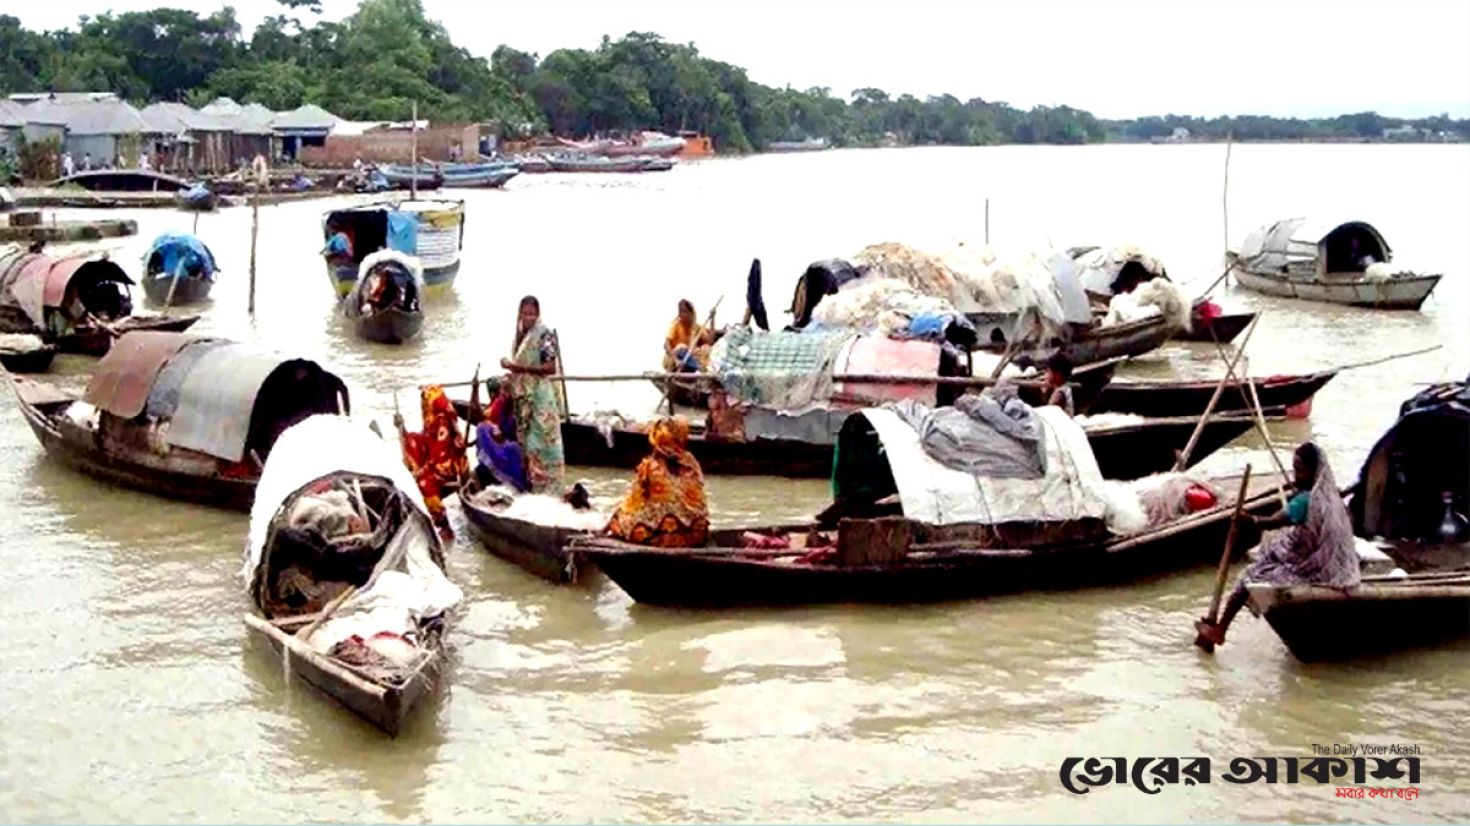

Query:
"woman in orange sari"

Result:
[[606, 418, 710, 547], [396, 384, 468, 537]]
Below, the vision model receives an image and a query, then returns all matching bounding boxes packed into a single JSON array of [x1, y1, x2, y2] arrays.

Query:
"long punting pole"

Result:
[[410, 100, 419, 200]]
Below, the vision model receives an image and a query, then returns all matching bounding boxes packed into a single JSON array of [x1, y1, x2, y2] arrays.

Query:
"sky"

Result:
[[10, 0, 1470, 118]]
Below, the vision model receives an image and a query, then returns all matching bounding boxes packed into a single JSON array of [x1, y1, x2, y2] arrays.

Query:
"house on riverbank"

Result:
[[22, 96, 158, 166], [140, 102, 232, 173]]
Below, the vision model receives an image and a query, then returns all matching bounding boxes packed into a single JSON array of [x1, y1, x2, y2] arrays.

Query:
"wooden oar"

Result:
[[1174, 313, 1261, 471], [161, 259, 185, 317], [1194, 464, 1253, 653]]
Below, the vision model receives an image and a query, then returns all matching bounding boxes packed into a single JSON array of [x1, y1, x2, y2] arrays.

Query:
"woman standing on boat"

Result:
[[1196, 442, 1360, 647], [502, 295, 566, 494]]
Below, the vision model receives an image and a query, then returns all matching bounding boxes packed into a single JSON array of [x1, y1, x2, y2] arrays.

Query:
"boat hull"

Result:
[[972, 315, 1175, 367], [461, 498, 591, 584], [350, 307, 424, 344], [1234, 268, 1441, 309], [55, 314, 200, 356], [141, 274, 213, 307], [244, 613, 441, 736], [1088, 371, 1336, 418], [0, 344, 57, 373], [12, 378, 258, 510], [1174, 311, 1254, 344], [1248, 580, 1470, 662], [581, 481, 1280, 607]]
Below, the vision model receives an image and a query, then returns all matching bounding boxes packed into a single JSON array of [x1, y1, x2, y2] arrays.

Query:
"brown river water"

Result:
[[1, 144, 1467, 823]]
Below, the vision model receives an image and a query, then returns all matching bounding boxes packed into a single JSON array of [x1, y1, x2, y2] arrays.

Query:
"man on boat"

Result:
[[1195, 442, 1360, 647], [606, 418, 710, 547], [1043, 353, 1076, 416], [663, 299, 714, 373]]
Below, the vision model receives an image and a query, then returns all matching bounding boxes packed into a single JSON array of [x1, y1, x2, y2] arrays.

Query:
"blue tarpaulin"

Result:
[[387, 213, 418, 256], [145, 232, 218, 282]]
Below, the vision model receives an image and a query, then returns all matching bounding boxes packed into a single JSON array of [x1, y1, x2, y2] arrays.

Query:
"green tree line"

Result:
[[1, 0, 1464, 151]]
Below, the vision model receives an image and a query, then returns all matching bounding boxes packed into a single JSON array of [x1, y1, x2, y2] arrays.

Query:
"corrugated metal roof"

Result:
[[139, 102, 232, 134], [0, 100, 67, 128], [25, 98, 154, 136], [1236, 217, 1391, 267], [271, 103, 342, 132], [82, 331, 198, 419], [8, 92, 117, 104], [199, 98, 275, 136]]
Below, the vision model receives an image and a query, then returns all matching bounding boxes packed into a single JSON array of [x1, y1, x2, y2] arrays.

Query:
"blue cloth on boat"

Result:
[[323, 231, 352, 257], [181, 183, 211, 203], [148, 232, 218, 281], [1286, 490, 1310, 525], [386, 212, 418, 256], [906, 313, 948, 339], [477, 422, 529, 492]]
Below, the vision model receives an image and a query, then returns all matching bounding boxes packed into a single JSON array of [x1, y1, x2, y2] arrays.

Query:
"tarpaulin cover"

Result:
[[386, 212, 418, 257], [709, 325, 855, 409], [39, 256, 131, 308], [82, 331, 198, 419], [831, 335, 940, 406], [890, 389, 1045, 479], [242, 415, 461, 647], [850, 405, 1108, 526], [165, 343, 293, 461], [0, 250, 47, 327], [145, 232, 218, 282], [144, 338, 231, 419], [1236, 217, 1391, 274]]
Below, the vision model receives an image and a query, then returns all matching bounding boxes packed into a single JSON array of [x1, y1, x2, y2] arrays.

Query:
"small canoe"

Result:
[[1247, 570, 1470, 662], [351, 308, 423, 344], [378, 165, 444, 190], [140, 232, 218, 308], [56, 314, 200, 357], [547, 155, 647, 173], [973, 314, 1176, 368], [575, 472, 1284, 607], [461, 495, 597, 584], [343, 250, 425, 344], [174, 187, 218, 212], [1173, 311, 1255, 344], [1087, 371, 1336, 418], [0, 336, 57, 373]]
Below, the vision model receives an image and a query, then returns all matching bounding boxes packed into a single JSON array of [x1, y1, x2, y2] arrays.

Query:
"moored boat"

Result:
[[973, 313, 1179, 369], [1174, 310, 1255, 344], [9, 331, 349, 509], [460, 486, 609, 584], [767, 137, 831, 152], [1087, 370, 1336, 418], [342, 250, 425, 344], [547, 153, 647, 173], [439, 161, 520, 189], [1229, 218, 1441, 309], [377, 164, 444, 190], [243, 415, 460, 735], [0, 333, 57, 373], [321, 199, 465, 297], [173, 183, 218, 212], [0, 247, 200, 355], [141, 232, 218, 307]]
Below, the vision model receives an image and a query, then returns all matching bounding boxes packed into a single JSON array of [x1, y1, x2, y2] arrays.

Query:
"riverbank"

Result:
[[0, 212, 137, 242], [10, 187, 344, 210]]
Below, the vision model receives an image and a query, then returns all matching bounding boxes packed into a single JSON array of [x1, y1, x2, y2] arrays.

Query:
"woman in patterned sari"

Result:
[[606, 417, 710, 547], [501, 295, 566, 494], [1195, 442, 1360, 647], [396, 384, 467, 538]]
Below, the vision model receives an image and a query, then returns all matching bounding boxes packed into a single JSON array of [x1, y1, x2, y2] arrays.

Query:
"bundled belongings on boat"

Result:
[[0, 247, 198, 355], [1228, 217, 1442, 309], [243, 415, 461, 735], [1071, 244, 1251, 343], [572, 397, 1280, 607], [343, 250, 424, 344], [321, 199, 465, 297], [9, 331, 348, 509], [141, 232, 218, 307], [0, 332, 57, 373]]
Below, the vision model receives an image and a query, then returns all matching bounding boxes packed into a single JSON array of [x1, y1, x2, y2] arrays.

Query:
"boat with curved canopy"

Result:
[[141, 232, 218, 307], [0, 248, 198, 355], [343, 250, 424, 344], [242, 415, 460, 735], [1229, 218, 1442, 309], [321, 199, 465, 297], [9, 330, 349, 509]]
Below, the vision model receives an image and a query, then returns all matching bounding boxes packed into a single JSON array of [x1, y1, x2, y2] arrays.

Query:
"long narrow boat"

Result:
[[547, 154, 648, 173], [1087, 370, 1336, 418], [342, 251, 425, 344], [321, 199, 465, 296], [575, 470, 1284, 607], [547, 414, 1255, 481], [140, 232, 218, 307], [1173, 311, 1254, 344], [1229, 218, 1441, 310], [377, 164, 444, 190], [972, 314, 1177, 368], [243, 415, 460, 735], [439, 162, 520, 189], [0, 248, 200, 355], [9, 331, 348, 509], [460, 490, 608, 584]]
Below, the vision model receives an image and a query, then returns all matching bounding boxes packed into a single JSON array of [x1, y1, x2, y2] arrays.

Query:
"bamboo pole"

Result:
[[247, 188, 259, 316], [1222, 131, 1233, 256], [1332, 344, 1442, 373], [1173, 314, 1261, 472], [984, 198, 990, 245], [430, 370, 1058, 392], [410, 101, 418, 201], [1194, 465, 1252, 653]]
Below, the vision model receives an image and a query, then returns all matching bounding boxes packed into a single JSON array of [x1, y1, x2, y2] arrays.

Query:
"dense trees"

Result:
[[1, 0, 1464, 150]]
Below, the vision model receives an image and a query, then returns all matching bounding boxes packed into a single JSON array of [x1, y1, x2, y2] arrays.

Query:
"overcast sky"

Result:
[[12, 0, 1470, 118]]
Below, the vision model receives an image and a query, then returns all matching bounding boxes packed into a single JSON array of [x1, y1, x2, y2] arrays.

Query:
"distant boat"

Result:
[[377, 164, 443, 190], [1228, 218, 1442, 310], [768, 138, 831, 153], [546, 154, 648, 173], [141, 232, 218, 307], [321, 199, 465, 297], [513, 155, 553, 174], [559, 131, 686, 158], [639, 157, 676, 172], [439, 161, 520, 189], [51, 169, 190, 192], [174, 182, 218, 211]]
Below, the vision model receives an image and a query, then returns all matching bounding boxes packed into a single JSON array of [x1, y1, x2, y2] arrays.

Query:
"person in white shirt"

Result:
[[62, 153, 75, 177]]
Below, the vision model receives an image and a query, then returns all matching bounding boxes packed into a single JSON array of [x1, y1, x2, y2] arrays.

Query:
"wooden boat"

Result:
[[243, 415, 460, 735], [321, 199, 465, 297], [0, 334, 57, 373], [560, 132, 686, 158], [639, 157, 676, 172], [140, 232, 218, 307], [575, 472, 1284, 608], [460, 489, 604, 584], [9, 331, 348, 509], [547, 154, 647, 173], [648, 374, 716, 409], [342, 251, 425, 344], [173, 185, 218, 212], [1087, 370, 1336, 418], [1173, 311, 1254, 344], [50, 169, 189, 192], [768, 138, 832, 152], [0, 247, 200, 355], [971, 313, 1177, 369], [1229, 218, 1441, 309], [439, 161, 520, 189], [513, 154, 553, 173], [377, 164, 444, 190]]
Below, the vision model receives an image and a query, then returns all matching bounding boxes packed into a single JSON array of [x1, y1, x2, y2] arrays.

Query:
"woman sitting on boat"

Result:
[[396, 384, 467, 538], [662, 299, 714, 373], [606, 417, 710, 547], [501, 295, 566, 494], [1196, 442, 1360, 647], [321, 226, 353, 265], [472, 377, 529, 493]]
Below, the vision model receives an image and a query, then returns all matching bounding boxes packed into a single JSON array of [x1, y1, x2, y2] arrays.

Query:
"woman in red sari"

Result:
[[397, 384, 468, 537]]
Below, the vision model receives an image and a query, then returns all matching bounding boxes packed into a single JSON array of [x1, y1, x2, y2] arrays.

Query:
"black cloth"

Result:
[[746, 258, 769, 331]]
